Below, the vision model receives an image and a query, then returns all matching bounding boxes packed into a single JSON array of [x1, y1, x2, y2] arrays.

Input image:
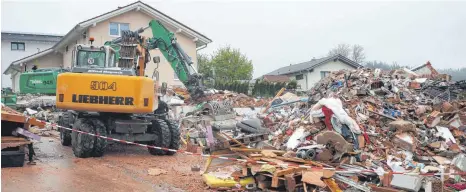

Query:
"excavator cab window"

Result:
[[76, 50, 106, 68]]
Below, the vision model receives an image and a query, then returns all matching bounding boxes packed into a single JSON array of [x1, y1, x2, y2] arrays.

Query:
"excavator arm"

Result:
[[146, 20, 205, 99], [104, 20, 206, 100]]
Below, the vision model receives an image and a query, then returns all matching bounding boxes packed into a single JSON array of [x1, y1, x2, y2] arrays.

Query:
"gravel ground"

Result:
[[1, 134, 208, 192]]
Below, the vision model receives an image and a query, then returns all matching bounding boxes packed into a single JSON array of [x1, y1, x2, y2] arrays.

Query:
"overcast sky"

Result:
[[2, 0, 466, 82]]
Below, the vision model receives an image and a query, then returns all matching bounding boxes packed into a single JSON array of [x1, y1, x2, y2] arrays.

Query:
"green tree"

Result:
[[197, 53, 213, 79], [209, 45, 254, 81], [252, 80, 259, 96]]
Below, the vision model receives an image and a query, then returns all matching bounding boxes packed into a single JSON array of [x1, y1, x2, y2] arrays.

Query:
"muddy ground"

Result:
[[1, 134, 208, 192]]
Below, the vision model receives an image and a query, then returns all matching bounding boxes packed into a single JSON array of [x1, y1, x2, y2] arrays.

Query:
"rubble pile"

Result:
[[195, 67, 466, 191], [16, 94, 56, 109], [23, 107, 60, 123], [172, 87, 272, 108], [199, 91, 272, 108]]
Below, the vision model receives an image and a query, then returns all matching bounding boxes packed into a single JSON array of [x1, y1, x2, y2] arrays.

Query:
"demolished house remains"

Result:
[[182, 66, 466, 191], [2, 64, 466, 191]]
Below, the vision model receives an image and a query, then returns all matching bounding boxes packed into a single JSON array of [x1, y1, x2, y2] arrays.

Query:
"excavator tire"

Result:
[[72, 118, 95, 158], [165, 120, 180, 155], [89, 118, 107, 157], [59, 111, 74, 146], [148, 119, 171, 156]]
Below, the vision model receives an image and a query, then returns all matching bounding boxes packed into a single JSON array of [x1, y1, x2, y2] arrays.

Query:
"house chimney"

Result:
[[311, 57, 316, 61]]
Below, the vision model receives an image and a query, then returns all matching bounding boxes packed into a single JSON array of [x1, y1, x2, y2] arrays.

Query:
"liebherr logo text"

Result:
[[72, 94, 134, 105]]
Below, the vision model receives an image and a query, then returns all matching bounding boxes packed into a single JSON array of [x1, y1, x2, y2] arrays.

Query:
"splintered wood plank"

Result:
[[221, 132, 246, 147], [303, 182, 308, 192], [1, 108, 45, 128], [260, 158, 285, 165], [269, 167, 305, 188], [273, 167, 306, 177], [1, 136, 31, 149], [230, 147, 286, 155], [274, 156, 324, 167], [2, 136, 28, 142], [271, 176, 280, 188], [285, 174, 296, 192], [323, 178, 343, 192]]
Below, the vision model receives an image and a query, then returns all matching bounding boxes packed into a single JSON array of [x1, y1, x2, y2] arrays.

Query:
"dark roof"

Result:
[[262, 75, 290, 83], [1, 31, 63, 42], [265, 54, 362, 76], [411, 64, 428, 72]]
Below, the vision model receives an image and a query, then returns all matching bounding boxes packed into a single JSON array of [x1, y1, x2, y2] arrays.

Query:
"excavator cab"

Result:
[[70, 44, 131, 75]]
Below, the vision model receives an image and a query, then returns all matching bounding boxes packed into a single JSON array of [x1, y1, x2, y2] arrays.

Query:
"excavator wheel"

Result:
[[72, 118, 107, 158], [164, 120, 180, 155], [59, 111, 74, 146], [89, 118, 107, 157], [148, 119, 171, 156]]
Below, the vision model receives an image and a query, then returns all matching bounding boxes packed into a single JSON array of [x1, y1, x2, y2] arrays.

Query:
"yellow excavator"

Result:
[[56, 20, 209, 158]]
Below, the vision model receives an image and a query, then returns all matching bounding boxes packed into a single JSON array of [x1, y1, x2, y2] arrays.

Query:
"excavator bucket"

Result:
[[201, 100, 236, 120]]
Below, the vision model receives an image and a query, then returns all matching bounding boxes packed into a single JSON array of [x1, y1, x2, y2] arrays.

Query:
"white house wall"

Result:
[[1, 40, 56, 89], [292, 60, 356, 91]]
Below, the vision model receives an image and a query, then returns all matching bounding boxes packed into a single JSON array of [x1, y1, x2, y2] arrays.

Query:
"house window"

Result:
[[109, 22, 130, 36], [320, 71, 331, 79], [11, 42, 25, 51], [295, 74, 304, 80]]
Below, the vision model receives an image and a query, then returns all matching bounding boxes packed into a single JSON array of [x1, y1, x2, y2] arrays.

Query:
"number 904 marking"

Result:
[[90, 81, 117, 91]]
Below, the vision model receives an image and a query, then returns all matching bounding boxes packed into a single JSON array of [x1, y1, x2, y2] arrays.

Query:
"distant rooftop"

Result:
[[1, 31, 63, 42], [2, 31, 64, 37], [265, 54, 362, 76]]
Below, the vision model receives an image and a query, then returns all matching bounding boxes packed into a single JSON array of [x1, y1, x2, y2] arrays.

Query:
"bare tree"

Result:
[[351, 44, 366, 63], [328, 43, 351, 58]]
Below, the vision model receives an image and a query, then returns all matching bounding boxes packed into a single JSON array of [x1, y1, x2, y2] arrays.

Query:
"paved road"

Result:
[[2, 136, 206, 192]]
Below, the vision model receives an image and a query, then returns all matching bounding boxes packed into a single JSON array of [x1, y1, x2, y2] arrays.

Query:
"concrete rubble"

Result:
[[185, 67, 466, 191], [172, 87, 272, 108], [16, 94, 56, 109]]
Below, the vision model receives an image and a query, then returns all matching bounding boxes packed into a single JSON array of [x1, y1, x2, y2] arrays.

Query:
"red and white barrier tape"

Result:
[[36, 119, 464, 177]]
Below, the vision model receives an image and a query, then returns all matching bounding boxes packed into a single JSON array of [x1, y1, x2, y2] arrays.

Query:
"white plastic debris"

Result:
[[25, 108, 38, 115], [452, 154, 466, 172], [436, 126, 456, 144], [286, 127, 306, 150]]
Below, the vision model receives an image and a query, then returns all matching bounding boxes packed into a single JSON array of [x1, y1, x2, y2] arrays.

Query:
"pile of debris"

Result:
[[16, 94, 56, 109], [198, 91, 271, 108], [193, 67, 466, 191], [172, 87, 272, 108]]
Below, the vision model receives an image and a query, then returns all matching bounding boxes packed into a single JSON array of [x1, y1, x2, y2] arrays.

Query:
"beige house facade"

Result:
[[4, 1, 211, 91]]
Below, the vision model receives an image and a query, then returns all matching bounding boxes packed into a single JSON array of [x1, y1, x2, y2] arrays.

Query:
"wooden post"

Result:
[[261, 87, 285, 113]]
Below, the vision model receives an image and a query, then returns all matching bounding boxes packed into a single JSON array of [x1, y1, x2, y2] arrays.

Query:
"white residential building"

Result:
[[264, 54, 362, 90], [1, 31, 62, 91]]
